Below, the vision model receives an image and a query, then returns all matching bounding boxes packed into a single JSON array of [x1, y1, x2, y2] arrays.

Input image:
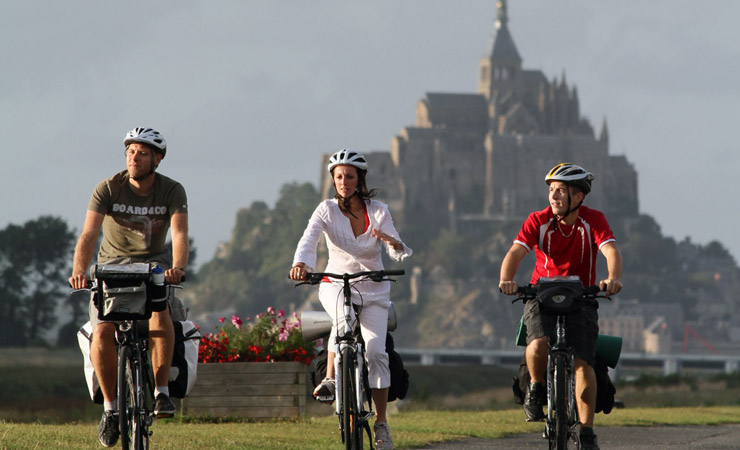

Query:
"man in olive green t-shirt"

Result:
[[69, 127, 188, 448]]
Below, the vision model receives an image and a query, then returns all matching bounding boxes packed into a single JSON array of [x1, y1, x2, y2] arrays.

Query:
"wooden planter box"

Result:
[[181, 361, 308, 418]]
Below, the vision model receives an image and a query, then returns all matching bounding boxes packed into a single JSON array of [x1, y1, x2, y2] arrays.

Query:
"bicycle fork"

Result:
[[333, 340, 366, 417], [546, 316, 579, 443]]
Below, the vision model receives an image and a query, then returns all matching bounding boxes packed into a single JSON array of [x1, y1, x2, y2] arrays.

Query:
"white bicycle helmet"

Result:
[[545, 162, 593, 194], [124, 127, 167, 157], [327, 149, 368, 172]]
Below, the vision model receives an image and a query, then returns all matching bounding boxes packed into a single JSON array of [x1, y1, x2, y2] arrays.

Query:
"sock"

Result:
[[104, 400, 117, 412], [154, 386, 170, 398]]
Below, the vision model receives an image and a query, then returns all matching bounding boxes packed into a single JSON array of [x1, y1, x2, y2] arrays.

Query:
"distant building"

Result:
[[644, 317, 672, 354], [321, 0, 640, 233]]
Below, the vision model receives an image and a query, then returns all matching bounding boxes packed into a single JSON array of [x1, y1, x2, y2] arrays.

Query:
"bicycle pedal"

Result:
[[156, 412, 174, 419], [315, 395, 334, 404]]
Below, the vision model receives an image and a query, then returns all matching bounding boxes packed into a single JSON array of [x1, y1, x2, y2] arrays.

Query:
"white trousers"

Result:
[[318, 282, 390, 389]]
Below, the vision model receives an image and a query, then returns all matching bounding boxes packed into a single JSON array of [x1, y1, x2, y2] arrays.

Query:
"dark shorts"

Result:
[[523, 298, 599, 367]]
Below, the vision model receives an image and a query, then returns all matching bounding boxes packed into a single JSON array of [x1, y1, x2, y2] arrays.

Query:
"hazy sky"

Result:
[[3, 1, 739, 268]]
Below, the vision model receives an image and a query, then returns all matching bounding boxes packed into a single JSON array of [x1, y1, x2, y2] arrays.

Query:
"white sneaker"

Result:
[[374, 421, 393, 450], [312, 377, 335, 403]]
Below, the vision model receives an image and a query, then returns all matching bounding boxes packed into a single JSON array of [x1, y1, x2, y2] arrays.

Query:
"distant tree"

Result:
[[190, 182, 320, 317], [0, 216, 75, 346], [703, 240, 735, 263]]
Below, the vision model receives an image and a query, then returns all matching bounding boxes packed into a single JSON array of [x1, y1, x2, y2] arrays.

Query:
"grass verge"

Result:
[[1, 406, 740, 450]]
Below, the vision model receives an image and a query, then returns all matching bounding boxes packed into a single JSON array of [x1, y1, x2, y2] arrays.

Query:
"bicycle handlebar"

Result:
[[295, 269, 405, 286], [514, 284, 603, 302], [69, 278, 185, 294]]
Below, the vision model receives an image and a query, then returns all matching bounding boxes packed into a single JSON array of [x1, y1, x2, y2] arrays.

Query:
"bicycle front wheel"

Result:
[[118, 345, 144, 450], [553, 353, 568, 450], [341, 347, 363, 450]]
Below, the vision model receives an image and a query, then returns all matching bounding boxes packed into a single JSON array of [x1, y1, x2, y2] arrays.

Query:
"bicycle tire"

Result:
[[341, 346, 363, 450], [554, 353, 568, 450], [118, 345, 136, 449]]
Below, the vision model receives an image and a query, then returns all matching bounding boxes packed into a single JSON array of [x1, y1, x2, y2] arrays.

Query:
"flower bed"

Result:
[[182, 307, 317, 419], [198, 307, 316, 364]]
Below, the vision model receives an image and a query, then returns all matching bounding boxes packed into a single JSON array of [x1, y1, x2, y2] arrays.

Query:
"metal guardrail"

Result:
[[396, 347, 740, 376]]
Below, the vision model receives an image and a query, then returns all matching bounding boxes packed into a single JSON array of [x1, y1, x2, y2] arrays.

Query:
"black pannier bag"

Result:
[[385, 332, 409, 402]]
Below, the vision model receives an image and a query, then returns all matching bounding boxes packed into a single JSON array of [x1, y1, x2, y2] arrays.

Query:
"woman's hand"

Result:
[[289, 262, 307, 281], [371, 228, 403, 251]]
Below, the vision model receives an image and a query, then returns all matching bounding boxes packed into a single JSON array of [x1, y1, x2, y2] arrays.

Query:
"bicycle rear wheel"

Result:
[[553, 353, 568, 450], [341, 346, 363, 450], [118, 345, 144, 450]]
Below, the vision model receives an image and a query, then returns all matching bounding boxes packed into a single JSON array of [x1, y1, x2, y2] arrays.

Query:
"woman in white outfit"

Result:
[[289, 149, 412, 450]]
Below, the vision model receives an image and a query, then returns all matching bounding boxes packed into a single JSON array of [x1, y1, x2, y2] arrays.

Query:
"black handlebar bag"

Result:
[[93, 263, 157, 321]]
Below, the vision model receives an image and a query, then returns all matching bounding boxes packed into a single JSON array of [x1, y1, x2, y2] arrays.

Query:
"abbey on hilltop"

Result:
[[320, 0, 639, 234]]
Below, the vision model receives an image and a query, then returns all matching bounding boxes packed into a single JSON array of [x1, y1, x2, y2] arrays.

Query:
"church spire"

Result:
[[487, 0, 521, 64], [495, 0, 509, 30]]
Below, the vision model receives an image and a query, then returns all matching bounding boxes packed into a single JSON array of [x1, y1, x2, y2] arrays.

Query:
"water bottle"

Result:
[[152, 265, 165, 286], [151, 265, 166, 302]]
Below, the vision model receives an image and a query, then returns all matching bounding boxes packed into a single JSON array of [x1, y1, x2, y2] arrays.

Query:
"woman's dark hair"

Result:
[[331, 167, 378, 217]]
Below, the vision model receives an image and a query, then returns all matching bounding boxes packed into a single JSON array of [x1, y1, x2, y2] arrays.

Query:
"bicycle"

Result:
[[296, 269, 405, 450], [513, 276, 606, 450], [73, 263, 182, 450]]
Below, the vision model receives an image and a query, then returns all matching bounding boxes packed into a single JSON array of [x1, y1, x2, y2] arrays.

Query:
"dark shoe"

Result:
[[524, 382, 545, 422], [580, 427, 600, 450], [154, 393, 176, 418], [98, 410, 120, 447]]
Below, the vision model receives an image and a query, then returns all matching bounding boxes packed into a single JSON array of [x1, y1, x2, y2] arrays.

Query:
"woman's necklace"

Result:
[[557, 220, 577, 238]]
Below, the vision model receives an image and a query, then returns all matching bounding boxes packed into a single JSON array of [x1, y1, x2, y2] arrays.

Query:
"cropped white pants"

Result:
[[318, 282, 390, 389]]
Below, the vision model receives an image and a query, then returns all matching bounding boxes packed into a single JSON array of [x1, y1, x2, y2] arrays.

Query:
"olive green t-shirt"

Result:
[[88, 170, 188, 263]]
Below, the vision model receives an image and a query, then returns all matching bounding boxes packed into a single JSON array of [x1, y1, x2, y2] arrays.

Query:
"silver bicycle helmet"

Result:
[[545, 162, 593, 195], [327, 149, 368, 172], [124, 127, 167, 157]]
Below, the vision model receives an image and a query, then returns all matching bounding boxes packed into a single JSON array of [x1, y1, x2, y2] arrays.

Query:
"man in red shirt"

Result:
[[499, 163, 623, 450]]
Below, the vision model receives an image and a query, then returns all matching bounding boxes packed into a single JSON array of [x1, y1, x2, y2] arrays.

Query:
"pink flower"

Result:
[[232, 315, 243, 329], [279, 328, 289, 342], [278, 309, 285, 318], [218, 317, 225, 324], [267, 306, 275, 314]]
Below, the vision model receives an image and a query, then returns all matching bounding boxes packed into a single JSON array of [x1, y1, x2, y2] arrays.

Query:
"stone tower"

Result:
[[322, 0, 639, 234]]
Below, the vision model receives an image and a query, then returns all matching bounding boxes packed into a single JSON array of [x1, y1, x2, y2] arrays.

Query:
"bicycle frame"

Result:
[[514, 277, 604, 450], [72, 266, 181, 450], [334, 278, 366, 414], [545, 315, 579, 450], [117, 320, 154, 450], [297, 269, 404, 450]]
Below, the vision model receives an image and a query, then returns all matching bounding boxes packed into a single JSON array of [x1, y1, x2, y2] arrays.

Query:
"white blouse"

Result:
[[293, 199, 412, 304]]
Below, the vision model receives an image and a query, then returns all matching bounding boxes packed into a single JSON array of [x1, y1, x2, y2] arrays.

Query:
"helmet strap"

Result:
[[553, 187, 583, 228], [335, 187, 360, 219], [132, 159, 156, 182]]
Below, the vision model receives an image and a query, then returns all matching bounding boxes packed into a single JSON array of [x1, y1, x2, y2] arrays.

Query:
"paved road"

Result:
[[420, 425, 740, 449]]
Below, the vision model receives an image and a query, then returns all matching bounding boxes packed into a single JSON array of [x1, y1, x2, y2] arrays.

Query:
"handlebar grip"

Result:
[[384, 270, 405, 276], [516, 284, 536, 295], [584, 285, 602, 295]]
